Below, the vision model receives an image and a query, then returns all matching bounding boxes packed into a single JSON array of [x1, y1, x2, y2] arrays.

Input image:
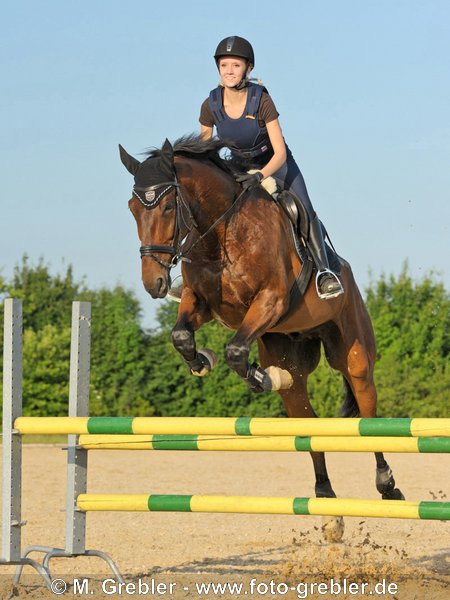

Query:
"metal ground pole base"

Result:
[[13, 545, 124, 587], [2, 557, 53, 589]]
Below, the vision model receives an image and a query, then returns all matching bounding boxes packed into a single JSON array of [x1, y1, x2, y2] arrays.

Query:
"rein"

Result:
[[133, 175, 246, 270]]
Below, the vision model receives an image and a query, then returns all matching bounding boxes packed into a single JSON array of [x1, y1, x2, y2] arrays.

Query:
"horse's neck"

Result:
[[179, 158, 236, 237]]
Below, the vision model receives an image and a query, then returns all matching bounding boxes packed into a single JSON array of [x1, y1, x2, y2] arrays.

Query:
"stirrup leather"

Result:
[[315, 269, 344, 300]]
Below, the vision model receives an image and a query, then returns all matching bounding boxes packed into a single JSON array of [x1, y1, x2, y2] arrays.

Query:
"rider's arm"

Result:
[[258, 118, 286, 180], [200, 124, 213, 140]]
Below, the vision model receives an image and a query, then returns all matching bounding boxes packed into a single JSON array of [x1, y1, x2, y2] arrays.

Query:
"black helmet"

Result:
[[214, 36, 254, 67]]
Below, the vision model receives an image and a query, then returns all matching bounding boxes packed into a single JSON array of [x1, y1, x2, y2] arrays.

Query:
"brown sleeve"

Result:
[[259, 92, 279, 124], [199, 98, 215, 127]]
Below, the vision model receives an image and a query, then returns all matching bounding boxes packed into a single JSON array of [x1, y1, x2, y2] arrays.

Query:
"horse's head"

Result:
[[120, 139, 185, 299]]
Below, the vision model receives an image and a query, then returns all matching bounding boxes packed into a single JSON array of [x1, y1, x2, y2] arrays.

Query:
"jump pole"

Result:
[[76, 494, 450, 521], [76, 433, 450, 453], [14, 416, 450, 437]]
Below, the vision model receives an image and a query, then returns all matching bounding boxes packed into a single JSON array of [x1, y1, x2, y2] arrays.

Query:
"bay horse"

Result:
[[119, 134, 404, 539]]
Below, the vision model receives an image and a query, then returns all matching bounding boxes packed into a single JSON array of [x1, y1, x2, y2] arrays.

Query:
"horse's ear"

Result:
[[160, 138, 174, 172], [119, 144, 140, 175]]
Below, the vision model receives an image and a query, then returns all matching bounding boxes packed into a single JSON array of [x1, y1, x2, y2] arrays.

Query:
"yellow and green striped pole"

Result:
[[76, 494, 450, 520], [14, 416, 450, 437], [77, 434, 450, 453]]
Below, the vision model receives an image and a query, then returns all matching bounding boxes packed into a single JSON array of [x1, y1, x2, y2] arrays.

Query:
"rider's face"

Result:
[[218, 57, 250, 87]]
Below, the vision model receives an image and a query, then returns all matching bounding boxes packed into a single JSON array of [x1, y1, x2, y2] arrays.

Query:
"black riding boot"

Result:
[[308, 216, 344, 299]]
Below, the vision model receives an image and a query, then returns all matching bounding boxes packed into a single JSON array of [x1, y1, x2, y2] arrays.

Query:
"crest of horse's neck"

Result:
[[179, 159, 236, 235]]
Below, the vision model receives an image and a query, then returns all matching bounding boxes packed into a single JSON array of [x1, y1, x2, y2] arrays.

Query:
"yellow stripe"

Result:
[[78, 434, 153, 450], [131, 417, 237, 435], [309, 436, 419, 453], [410, 418, 450, 437], [14, 416, 89, 435], [249, 418, 361, 437], [190, 495, 295, 514], [308, 498, 420, 519], [77, 494, 149, 511], [196, 435, 296, 451]]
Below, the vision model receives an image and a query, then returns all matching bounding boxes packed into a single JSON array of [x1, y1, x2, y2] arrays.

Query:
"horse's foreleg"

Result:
[[224, 290, 292, 392], [171, 288, 214, 376]]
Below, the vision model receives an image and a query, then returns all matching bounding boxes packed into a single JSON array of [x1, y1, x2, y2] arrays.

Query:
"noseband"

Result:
[[132, 177, 196, 269]]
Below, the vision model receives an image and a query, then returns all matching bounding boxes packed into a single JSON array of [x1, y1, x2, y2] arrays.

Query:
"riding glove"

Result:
[[236, 171, 264, 190]]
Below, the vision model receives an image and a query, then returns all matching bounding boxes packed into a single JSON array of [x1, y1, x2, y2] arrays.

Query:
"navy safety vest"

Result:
[[208, 83, 273, 161]]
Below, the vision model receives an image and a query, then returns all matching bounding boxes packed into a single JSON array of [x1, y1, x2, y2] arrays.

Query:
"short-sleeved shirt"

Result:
[[199, 89, 279, 129]]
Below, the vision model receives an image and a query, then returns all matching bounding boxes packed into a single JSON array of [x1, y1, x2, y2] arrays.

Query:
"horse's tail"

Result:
[[340, 378, 360, 417]]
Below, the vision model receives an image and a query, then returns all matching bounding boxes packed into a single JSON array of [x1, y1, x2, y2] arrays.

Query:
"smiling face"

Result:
[[218, 56, 251, 88]]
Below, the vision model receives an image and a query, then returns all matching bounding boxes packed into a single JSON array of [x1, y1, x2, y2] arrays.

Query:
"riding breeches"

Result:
[[272, 152, 316, 221]]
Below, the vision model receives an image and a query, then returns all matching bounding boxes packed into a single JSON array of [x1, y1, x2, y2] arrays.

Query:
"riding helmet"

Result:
[[214, 36, 255, 67]]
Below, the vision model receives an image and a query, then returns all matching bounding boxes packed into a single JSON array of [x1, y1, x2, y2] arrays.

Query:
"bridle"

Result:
[[132, 173, 247, 272], [132, 175, 197, 269]]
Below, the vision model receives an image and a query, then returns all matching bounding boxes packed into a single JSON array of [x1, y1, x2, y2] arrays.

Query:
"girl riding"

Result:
[[199, 36, 343, 300]]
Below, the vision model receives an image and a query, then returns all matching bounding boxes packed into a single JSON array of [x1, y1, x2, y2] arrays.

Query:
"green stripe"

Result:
[[148, 494, 193, 512], [294, 436, 312, 452], [418, 501, 450, 520], [235, 417, 252, 436], [293, 497, 310, 515], [152, 435, 199, 450], [87, 417, 134, 434], [417, 437, 450, 453], [359, 418, 413, 437]]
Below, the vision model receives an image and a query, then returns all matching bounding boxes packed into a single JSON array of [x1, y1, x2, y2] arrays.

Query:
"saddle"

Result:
[[276, 189, 341, 271]]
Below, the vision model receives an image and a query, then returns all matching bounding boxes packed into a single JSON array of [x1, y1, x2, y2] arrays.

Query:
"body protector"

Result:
[[208, 83, 273, 162]]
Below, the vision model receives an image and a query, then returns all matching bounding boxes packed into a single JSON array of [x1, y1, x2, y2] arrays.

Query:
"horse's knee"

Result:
[[225, 341, 250, 377], [171, 327, 194, 356]]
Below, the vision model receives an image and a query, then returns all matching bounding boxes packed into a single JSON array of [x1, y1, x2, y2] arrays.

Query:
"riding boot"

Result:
[[308, 215, 344, 299]]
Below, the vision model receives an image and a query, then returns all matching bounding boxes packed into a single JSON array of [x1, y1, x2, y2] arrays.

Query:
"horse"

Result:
[[119, 134, 404, 540]]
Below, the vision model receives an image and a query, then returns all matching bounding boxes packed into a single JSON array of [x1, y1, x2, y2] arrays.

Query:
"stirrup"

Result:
[[167, 275, 183, 303], [315, 269, 344, 300]]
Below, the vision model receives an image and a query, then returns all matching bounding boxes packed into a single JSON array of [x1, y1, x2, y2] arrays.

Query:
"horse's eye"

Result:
[[163, 201, 175, 214]]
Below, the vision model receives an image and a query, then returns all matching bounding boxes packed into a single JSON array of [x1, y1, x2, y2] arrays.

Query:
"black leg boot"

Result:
[[308, 216, 344, 299]]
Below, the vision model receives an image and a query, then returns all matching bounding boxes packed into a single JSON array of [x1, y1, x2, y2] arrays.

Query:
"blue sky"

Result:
[[2, 1, 449, 327]]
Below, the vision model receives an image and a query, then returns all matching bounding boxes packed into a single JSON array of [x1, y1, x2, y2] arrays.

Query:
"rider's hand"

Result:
[[236, 171, 264, 190]]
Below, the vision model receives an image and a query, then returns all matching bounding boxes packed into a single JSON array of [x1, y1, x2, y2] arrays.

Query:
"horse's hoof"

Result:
[[382, 488, 405, 501], [321, 516, 345, 543], [191, 348, 217, 377], [191, 367, 209, 377], [265, 366, 293, 390]]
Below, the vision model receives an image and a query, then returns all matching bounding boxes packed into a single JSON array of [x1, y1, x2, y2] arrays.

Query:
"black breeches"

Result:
[[272, 153, 316, 220]]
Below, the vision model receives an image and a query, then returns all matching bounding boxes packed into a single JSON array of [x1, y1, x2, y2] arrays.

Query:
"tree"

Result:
[[1, 257, 448, 419], [365, 264, 449, 416], [82, 286, 154, 416]]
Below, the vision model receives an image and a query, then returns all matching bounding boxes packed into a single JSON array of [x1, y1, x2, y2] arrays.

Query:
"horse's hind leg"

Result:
[[257, 333, 344, 541], [322, 317, 405, 501]]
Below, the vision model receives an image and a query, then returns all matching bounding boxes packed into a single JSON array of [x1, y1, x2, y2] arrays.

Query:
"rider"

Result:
[[199, 36, 344, 300]]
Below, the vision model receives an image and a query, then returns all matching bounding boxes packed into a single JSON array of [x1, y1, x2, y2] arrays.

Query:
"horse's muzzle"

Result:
[[143, 275, 170, 299]]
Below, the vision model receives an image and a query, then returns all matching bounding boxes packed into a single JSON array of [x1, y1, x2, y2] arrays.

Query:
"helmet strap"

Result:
[[235, 77, 248, 90]]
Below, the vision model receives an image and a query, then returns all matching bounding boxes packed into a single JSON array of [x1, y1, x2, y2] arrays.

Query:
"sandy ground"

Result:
[[0, 446, 448, 599]]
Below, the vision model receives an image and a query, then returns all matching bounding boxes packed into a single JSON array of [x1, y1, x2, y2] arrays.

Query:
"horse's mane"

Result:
[[144, 134, 236, 176]]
